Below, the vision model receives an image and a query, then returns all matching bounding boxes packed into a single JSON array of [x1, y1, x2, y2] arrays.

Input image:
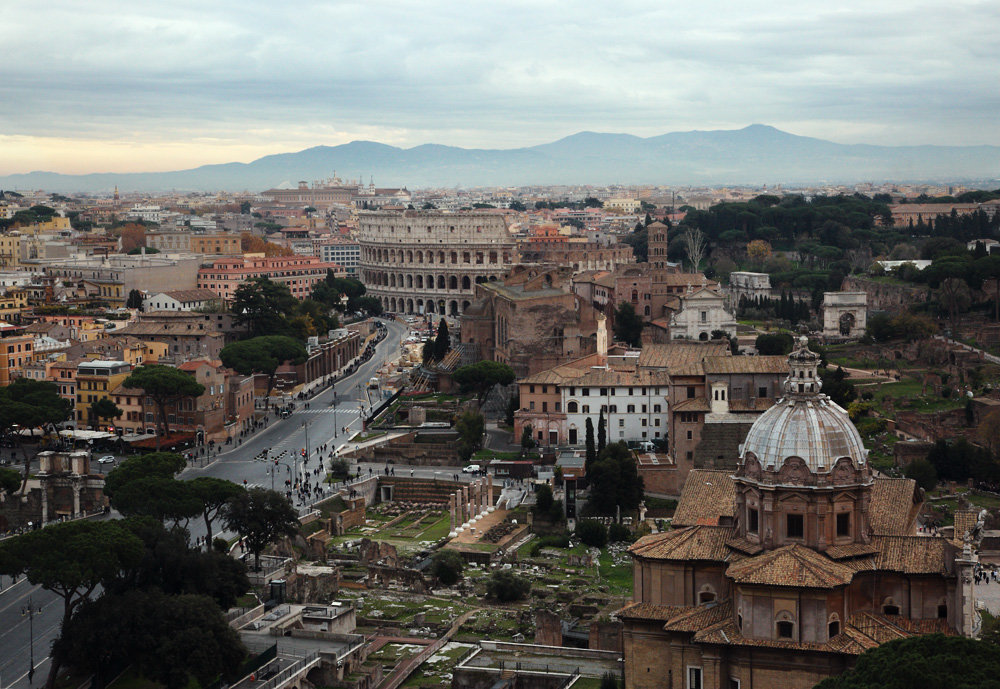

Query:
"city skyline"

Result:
[[3, 0, 999, 175]]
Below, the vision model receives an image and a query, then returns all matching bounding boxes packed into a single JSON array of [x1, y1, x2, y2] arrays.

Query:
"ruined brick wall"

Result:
[[637, 463, 684, 496], [534, 609, 563, 647], [693, 421, 755, 469], [893, 440, 935, 468], [588, 619, 623, 652], [842, 276, 931, 315]]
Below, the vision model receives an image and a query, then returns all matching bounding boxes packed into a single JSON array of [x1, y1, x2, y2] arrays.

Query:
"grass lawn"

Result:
[[107, 668, 163, 689], [598, 551, 634, 595], [868, 377, 965, 414]]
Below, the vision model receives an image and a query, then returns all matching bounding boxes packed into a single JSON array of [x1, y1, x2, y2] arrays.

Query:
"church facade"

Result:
[[619, 339, 978, 689]]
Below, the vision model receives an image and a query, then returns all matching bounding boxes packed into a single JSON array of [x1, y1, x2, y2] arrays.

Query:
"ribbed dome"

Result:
[[740, 395, 867, 473]]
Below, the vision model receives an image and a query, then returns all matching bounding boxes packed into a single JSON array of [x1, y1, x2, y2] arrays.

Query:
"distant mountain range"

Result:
[[2, 125, 998, 194]]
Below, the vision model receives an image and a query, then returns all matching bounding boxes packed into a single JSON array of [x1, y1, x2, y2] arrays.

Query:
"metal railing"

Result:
[[257, 652, 320, 689]]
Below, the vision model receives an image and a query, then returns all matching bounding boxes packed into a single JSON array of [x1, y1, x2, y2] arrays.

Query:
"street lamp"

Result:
[[22, 596, 43, 684]]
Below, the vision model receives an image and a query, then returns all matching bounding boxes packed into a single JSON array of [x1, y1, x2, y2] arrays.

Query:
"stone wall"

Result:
[[636, 463, 684, 496], [534, 610, 563, 647], [693, 420, 755, 469], [588, 620, 623, 653], [841, 276, 931, 315]]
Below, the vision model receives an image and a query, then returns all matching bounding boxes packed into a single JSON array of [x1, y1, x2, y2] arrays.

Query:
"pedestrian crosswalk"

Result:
[[297, 407, 362, 415]]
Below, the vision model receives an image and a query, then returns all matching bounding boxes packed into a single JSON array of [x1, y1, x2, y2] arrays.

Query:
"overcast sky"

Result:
[[2, 0, 998, 174]]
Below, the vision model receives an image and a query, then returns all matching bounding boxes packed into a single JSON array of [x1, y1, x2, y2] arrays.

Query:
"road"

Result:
[[0, 317, 478, 689]]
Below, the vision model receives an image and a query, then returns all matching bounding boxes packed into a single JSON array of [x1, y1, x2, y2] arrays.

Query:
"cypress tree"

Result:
[[585, 417, 596, 472], [597, 410, 607, 453]]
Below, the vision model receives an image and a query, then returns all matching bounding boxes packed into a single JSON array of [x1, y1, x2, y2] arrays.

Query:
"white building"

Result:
[[321, 242, 361, 275], [142, 289, 221, 312], [561, 369, 671, 446], [670, 287, 737, 341]]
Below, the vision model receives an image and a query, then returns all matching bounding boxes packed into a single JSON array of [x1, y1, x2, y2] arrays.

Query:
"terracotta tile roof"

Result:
[[725, 544, 855, 589], [629, 525, 735, 562], [671, 470, 736, 527], [844, 611, 953, 646], [702, 355, 788, 375], [869, 478, 922, 535], [725, 536, 764, 556], [825, 542, 880, 560], [572, 368, 671, 387], [615, 602, 686, 622], [663, 600, 733, 632], [672, 398, 711, 412], [692, 617, 869, 654], [158, 289, 221, 302], [869, 536, 953, 575], [637, 342, 730, 370], [952, 509, 980, 544]]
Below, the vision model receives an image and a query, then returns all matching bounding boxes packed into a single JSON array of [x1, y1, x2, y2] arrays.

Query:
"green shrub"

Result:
[[609, 523, 633, 543], [431, 549, 465, 585], [486, 570, 531, 602], [575, 519, 608, 548]]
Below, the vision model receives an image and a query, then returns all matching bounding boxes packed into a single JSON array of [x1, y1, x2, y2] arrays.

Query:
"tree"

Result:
[[126, 288, 144, 310], [755, 332, 794, 355], [613, 302, 644, 347], [0, 467, 20, 495], [534, 483, 554, 512], [520, 424, 536, 451], [431, 549, 465, 585], [586, 442, 643, 516], [485, 569, 531, 602], [585, 417, 596, 472], [231, 277, 299, 337], [434, 318, 451, 360], [821, 366, 857, 407], [0, 520, 146, 689], [814, 634, 1000, 689], [104, 452, 187, 497], [597, 409, 607, 453], [105, 454, 201, 527], [456, 410, 485, 461], [575, 519, 608, 547], [123, 365, 206, 447], [189, 478, 246, 550], [938, 277, 972, 335], [222, 487, 299, 571], [240, 201, 252, 214], [683, 228, 707, 272], [904, 457, 938, 491], [746, 239, 773, 268], [89, 397, 123, 429], [453, 361, 516, 406], [0, 378, 74, 492], [356, 295, 384, 315], [220, 335, 308, 406], [55, 590, 245, 689]]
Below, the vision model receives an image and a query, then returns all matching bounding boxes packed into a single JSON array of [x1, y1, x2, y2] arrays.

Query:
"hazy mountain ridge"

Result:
[[2, 125, 998, 193]]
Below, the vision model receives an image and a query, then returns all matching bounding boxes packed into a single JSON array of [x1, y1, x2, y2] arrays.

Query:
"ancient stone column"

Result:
[[488, 474, 495, 512], [72, 481, 82, 517], [449, 493, 456, 532]]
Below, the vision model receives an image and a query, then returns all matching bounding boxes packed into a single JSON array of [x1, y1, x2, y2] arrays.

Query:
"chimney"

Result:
[[710, 380, 729, 415], [596, 313, 608, 360]]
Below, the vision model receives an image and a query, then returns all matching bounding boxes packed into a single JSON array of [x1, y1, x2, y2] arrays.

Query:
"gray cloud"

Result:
[[2, 0, 999, 173]]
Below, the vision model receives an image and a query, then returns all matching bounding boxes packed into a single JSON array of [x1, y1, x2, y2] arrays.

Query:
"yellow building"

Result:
[[77, 320, 111, 343], [81, 279, 125, 307], [190, 233, 241, 255], [0, 289, 27, 321], [75, 360, 132, 428], [0, 234, 20, 268], [0, 326, 33, 386]]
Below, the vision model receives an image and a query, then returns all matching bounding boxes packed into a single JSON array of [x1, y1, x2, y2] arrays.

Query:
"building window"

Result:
[[836, 512, 850, 537], [582, 388, 589, 396], [529, 401, 535, 411], [582, 405, 590, 414], [882, 598, 900, 616], [730, 680, 741, 689], [758, 386, 767, 398], [698, 585, 716, 604], [776, 612, 795, 640], [786, 513, 804, 539], [627, 404, 635, 413], [828, 615, 840, 638], [618, 419, 624, 428], [687, 667, 702, 689], [567, 401, 578, 413], [686, 430, 692, 440], [748, 508, 759, 534], [687, 386, 695, 399]]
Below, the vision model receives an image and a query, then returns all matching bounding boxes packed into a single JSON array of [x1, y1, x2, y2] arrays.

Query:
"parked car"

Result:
[[462, 464, 481, 474], [97, 455, 116, 464]]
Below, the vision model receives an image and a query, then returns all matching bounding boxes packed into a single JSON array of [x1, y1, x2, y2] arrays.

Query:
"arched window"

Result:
[[567, 401, 579, 413], [828, 614, 840, 639], [775, 611, 795, 640], [937, 598, 948, 619], [882, 598, 900, 616], [698, 585, 716, 604]]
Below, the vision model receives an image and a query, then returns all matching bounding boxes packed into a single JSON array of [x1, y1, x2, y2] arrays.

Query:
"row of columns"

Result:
[[448, 475, 494, 537]]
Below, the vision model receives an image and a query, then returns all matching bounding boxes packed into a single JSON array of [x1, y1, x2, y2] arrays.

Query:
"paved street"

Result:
[[0, 317, 479, 689]]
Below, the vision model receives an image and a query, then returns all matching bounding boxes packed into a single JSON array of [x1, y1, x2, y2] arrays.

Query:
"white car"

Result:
[[97, 455, 116, 464], [462, 464, 481, 474]]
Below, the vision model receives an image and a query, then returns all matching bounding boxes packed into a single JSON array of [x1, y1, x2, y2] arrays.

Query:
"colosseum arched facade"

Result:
[[357, 210, 517, 316]]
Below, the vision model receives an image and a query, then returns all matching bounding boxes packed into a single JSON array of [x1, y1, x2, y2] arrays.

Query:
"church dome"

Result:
[[739, 338, 867, 474]]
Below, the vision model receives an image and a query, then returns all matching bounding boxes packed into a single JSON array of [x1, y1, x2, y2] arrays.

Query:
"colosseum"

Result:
[[357, 210, 517, 316]]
